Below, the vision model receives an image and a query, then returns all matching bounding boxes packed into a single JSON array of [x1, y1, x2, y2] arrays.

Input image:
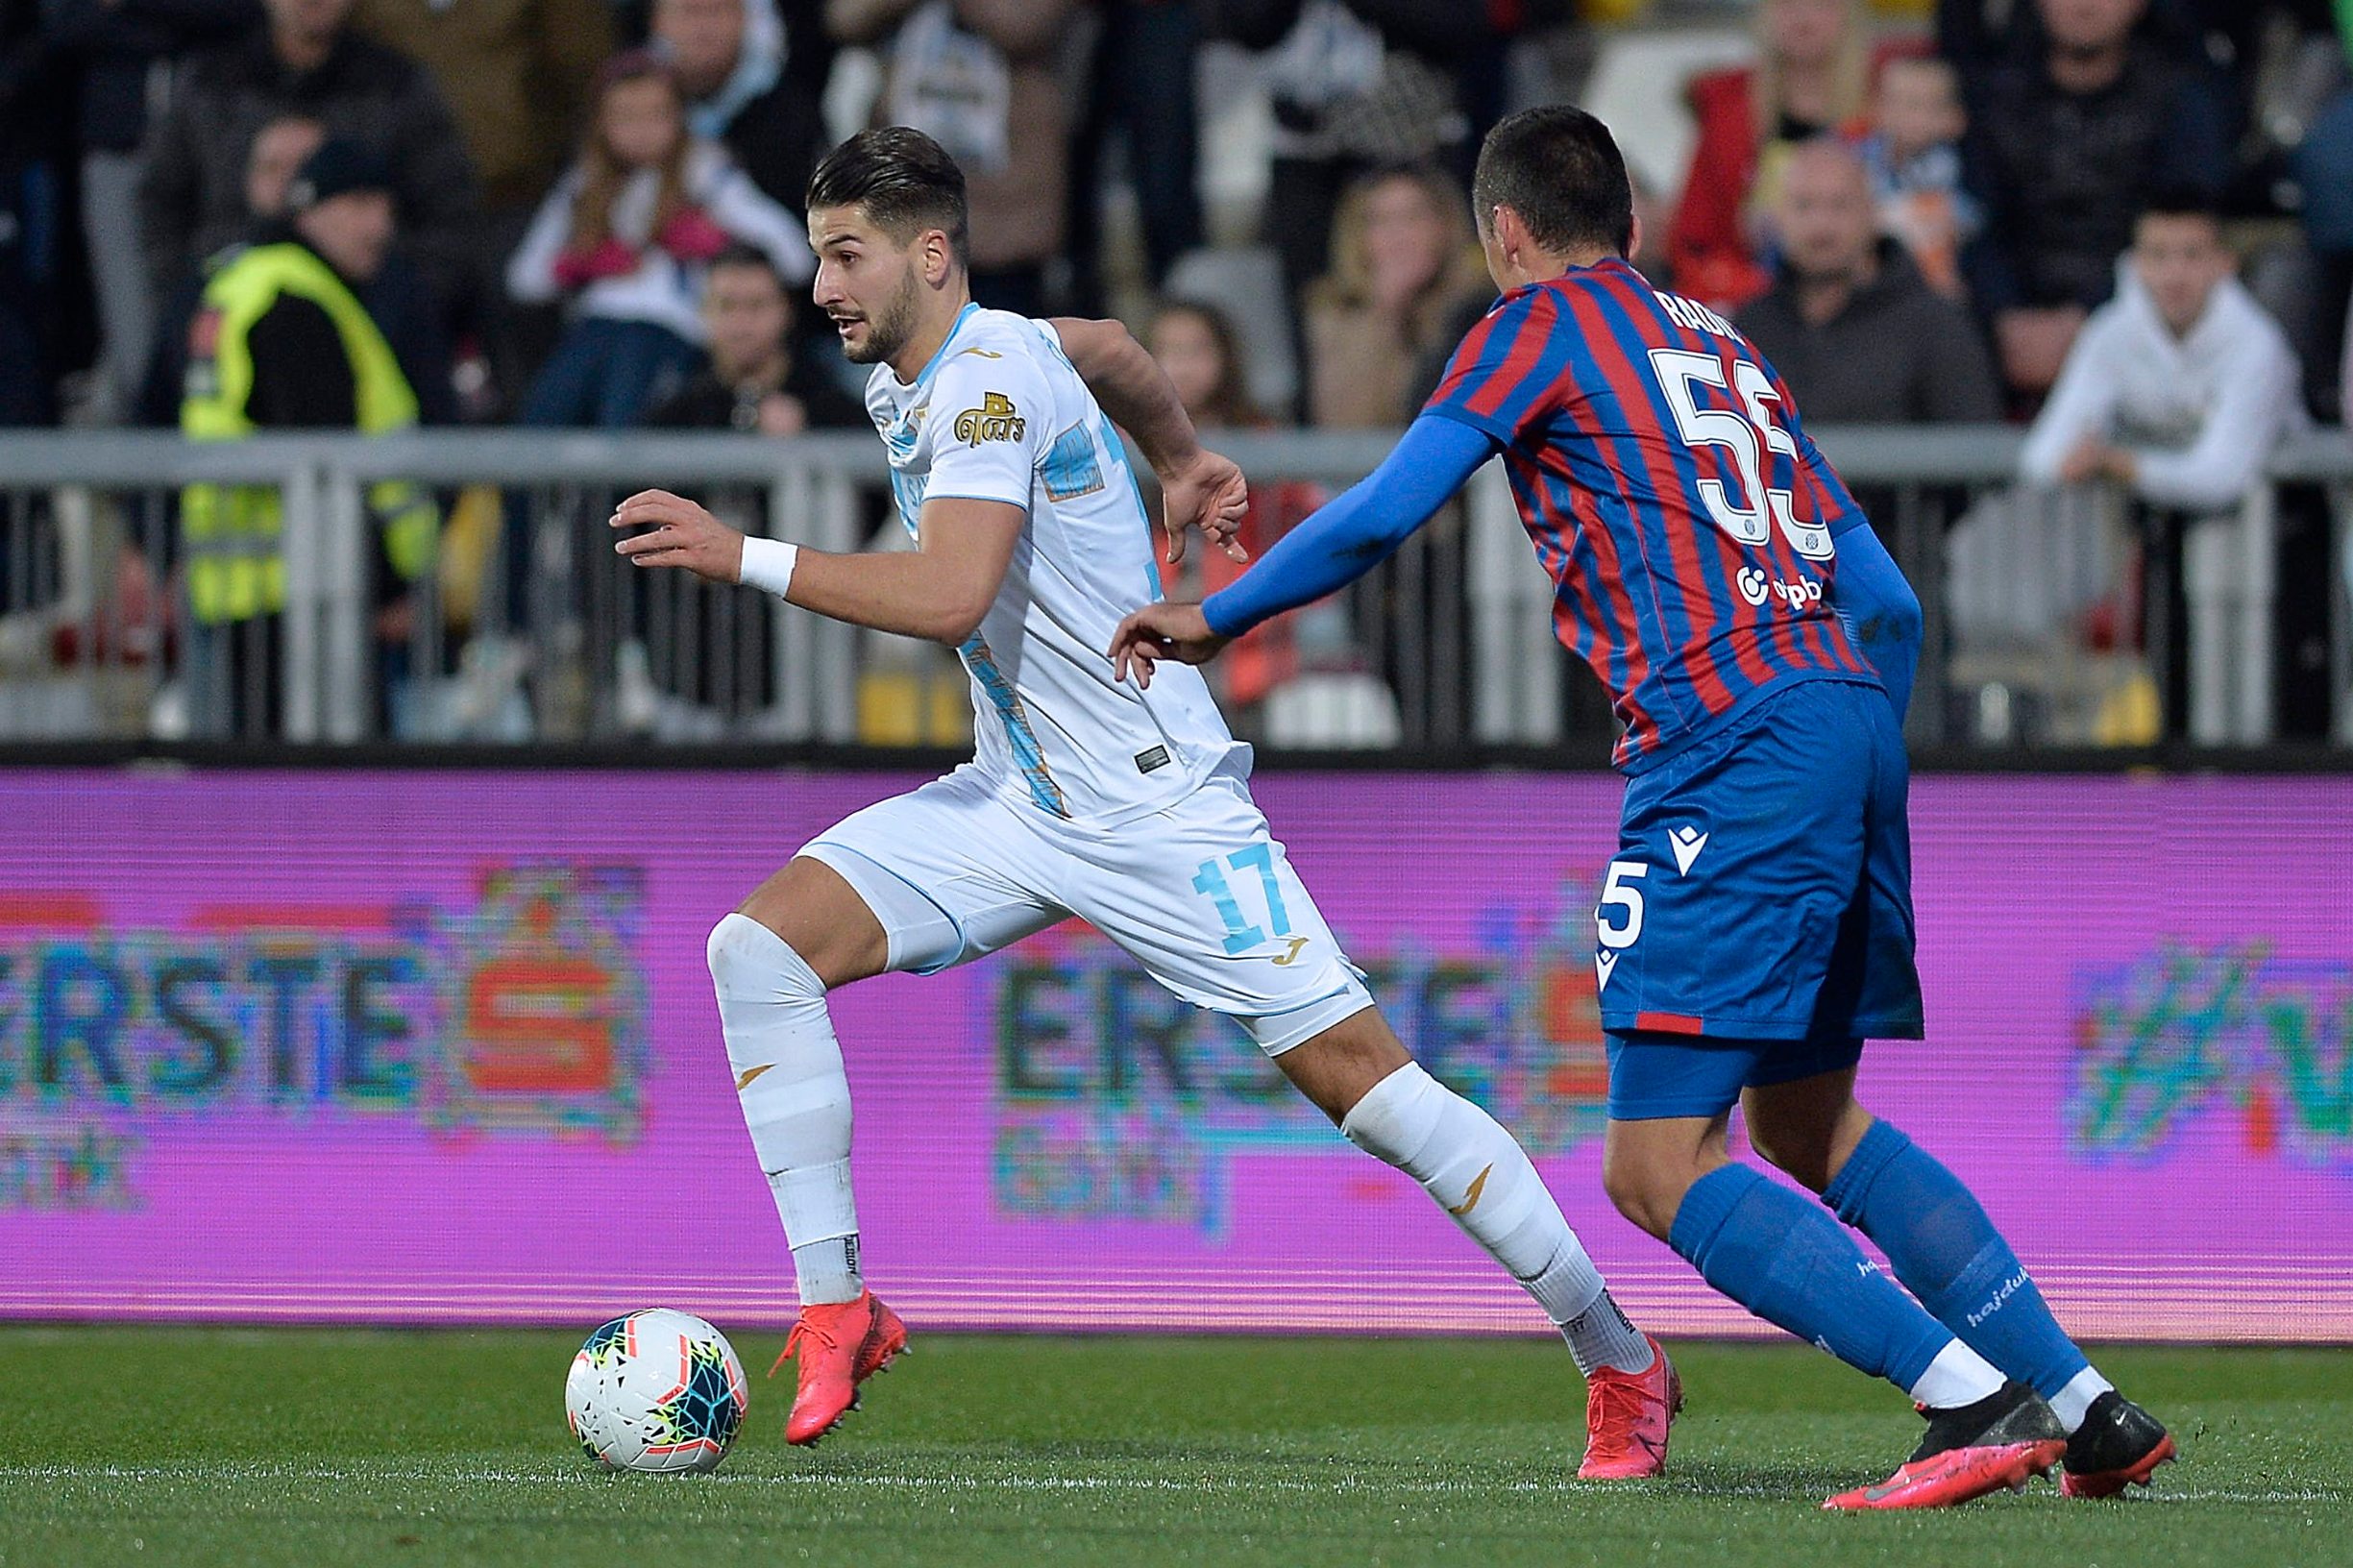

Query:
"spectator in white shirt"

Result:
[[2022, 196, 2304, 511], [2020, 193, 2309, 743]]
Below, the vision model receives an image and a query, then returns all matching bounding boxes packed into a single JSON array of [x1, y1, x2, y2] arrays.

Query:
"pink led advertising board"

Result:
[[3, 769, 2346, 1340]]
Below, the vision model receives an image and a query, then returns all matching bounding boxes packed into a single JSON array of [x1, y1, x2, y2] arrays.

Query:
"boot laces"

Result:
[[1587, 1372, 1651, 1455], [772, 1314, 841, 1379]]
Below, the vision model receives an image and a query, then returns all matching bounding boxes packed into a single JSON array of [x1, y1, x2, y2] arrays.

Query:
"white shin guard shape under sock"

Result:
[[1341, 1062, 1651, 1375], [708, 912, 862, 1306]]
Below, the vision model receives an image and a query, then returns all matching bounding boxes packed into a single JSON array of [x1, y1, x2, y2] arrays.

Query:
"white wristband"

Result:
[[738, 536, 800, 600]]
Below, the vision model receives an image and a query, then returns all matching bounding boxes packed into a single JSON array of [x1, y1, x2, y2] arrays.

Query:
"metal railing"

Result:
[[0, 426, 2348, 750]]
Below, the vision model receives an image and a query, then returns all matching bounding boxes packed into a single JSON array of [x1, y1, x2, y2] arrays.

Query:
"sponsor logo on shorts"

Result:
[[734, 1065, 772, 1091], [953, 391, 1026, 444], [1668, 825, 1708, 874], [1271, 935, 1311, 967]]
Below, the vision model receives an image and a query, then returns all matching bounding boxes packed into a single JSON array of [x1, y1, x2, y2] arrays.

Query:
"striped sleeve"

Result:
[[1421, 287, 1564, 446], [1764, 359, 1872, 538]]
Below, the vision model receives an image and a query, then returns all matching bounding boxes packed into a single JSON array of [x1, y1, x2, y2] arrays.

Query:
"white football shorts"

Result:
[[800, 764, 1374, 1055]]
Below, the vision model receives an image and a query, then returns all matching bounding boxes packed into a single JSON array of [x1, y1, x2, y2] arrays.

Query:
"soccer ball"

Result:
[[565, 1309, 749, 1473]]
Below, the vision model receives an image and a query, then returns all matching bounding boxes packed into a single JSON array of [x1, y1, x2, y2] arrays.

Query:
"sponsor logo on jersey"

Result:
[[1736, 567, 1823, 608], [1133, 745, 1171, 775], [959, 348, 1003, 358], [953, 391, 1026, 444]]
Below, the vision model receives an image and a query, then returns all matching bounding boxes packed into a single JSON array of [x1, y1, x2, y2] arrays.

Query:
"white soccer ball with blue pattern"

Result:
[[565, 1309, 749, 1473]]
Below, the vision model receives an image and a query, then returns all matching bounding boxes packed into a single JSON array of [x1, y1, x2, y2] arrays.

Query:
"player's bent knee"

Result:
[[729, 858, 888, 988], [706, 912, 823, 1001]]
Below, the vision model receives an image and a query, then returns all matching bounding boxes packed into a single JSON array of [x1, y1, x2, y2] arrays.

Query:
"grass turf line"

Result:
[[2, 1330, 2346, 1567]]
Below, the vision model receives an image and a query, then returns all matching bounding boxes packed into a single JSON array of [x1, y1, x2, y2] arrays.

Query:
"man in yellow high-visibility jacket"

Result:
[[181, 138, 437, 736]]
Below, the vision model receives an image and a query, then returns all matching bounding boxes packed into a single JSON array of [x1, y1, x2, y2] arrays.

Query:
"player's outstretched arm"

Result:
[[1111, 413, 1495, 686], [1049, 315, 1248, 564], [612, 489, 1022, 646], [1828, 521, 1923, 723]]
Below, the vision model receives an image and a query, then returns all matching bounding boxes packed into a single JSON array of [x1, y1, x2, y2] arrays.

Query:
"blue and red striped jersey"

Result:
[[1423, 257, 1878, 771]]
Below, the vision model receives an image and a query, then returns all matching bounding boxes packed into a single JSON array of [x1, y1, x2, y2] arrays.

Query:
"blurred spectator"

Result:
[[2293, 81, 2353, 422], [506, 50, 811, 429], [1959, 0, 2231, 401], [1735, 139, 2000, 424], [654, 0, 833, 217], [0, 0, 63, 429], [1212, 0, 1515, 310], [137, 0, 483, 330], [830, 0, 1076, 318], [177, 140, 438, 738], [44, 0, 256, 420], [1146, 299, 1323, 718], [352, 0, 608, 215], [1854, 55, 1980, 298], [138, 113, 456, 429], [1066, 0, 1205, 312], [2022, 197, 2303, 509], [1668, 0, 1881, 311], [138, 113, 326, 427], [1301, 164, 1490, 429], [2019, 196, 2307, 742], [643, 245, 862, 431], [625, 247, 856, 735]]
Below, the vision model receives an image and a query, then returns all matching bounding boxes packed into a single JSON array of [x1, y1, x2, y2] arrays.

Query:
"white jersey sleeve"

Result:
[[920, 347, 1053, 512]]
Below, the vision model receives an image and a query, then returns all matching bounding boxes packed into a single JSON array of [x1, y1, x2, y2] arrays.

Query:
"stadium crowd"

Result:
[[0, 0, 2349, 742]]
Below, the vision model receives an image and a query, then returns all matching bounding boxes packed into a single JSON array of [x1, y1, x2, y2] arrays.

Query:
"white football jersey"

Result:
[[864, 304, 1243, 824]]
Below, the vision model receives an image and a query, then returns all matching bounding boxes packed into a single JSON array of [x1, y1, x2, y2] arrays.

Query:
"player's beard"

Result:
[[844, 266, 922, 365]]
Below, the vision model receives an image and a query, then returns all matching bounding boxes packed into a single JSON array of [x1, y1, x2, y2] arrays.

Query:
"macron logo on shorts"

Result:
[[1669, 825, 1708, 874]]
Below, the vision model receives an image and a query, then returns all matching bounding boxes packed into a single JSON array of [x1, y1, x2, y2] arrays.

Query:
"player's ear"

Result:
[[1626, 209, 1644, 263], [921, 228, 953, 287]]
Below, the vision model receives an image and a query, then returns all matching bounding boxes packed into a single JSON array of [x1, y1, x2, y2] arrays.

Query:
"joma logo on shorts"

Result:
[[954, 392, 1026, 444]]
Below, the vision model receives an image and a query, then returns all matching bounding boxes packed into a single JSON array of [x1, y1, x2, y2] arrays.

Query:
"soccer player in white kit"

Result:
[[610, 128, 1679, 1475]]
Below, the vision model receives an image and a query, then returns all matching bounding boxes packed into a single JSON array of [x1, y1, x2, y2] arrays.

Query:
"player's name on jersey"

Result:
[[1652, 289, 1742, 340]]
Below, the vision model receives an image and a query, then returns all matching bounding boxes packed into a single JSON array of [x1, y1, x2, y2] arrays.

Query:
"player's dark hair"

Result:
[[806, 127, 969, 263], [1471, 105, 1635, 259]]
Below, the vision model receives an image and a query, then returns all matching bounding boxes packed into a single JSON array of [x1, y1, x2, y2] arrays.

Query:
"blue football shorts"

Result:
[[1596, 676, 1924, 1121]]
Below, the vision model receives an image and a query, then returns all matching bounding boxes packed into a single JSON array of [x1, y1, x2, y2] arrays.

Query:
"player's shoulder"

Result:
[[956, 309, 1066, 374]]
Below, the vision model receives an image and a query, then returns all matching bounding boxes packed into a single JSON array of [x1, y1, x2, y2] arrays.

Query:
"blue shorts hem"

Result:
[[1605, 1032, 1868, 1121]]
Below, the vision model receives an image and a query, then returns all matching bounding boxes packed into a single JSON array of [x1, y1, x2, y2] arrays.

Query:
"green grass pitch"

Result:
[[3, 1330, 2346, 1567]]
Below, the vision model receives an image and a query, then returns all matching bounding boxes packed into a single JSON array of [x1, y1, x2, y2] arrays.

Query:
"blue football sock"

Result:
[[1669, 1164, 1953, 1393], [1823, 1120, 2090, 1401]]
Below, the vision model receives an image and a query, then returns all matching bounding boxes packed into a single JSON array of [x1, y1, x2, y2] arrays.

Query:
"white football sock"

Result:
[[1340, 1063, 1652, 1375], [2049, 1366, 2116, 1433], [708, 912, 862, 1306], [1908, 1338, 2008, 1409]]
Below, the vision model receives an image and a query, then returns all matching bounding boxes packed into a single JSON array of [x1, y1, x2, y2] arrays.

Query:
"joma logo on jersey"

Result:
[[954, 392, 1025, 444], [1736, 567, 1823, 608]]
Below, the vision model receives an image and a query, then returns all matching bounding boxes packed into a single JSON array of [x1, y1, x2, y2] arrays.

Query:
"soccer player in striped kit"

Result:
[[1113, 106, 2174, 1510]]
